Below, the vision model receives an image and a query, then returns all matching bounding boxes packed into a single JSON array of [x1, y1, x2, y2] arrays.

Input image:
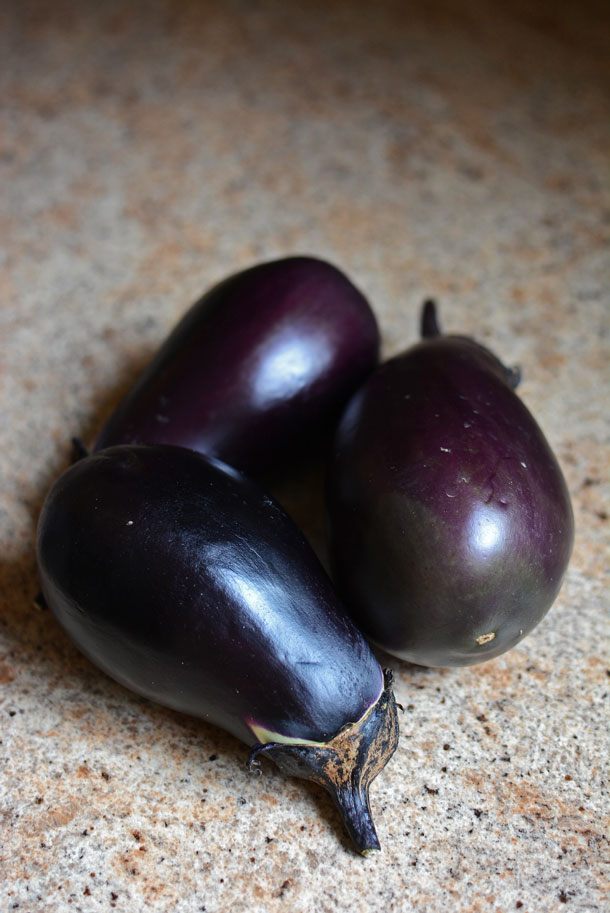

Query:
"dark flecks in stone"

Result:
[[277, 879, 293, 897]]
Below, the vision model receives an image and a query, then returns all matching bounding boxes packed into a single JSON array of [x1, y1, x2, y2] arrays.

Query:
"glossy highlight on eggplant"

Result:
[[37, 444, 398, 854], [94, 257, 379, 475], [327, 301, 574, 667]]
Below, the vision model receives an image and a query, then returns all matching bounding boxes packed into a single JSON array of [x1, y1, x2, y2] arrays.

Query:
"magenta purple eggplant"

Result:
[[93, 257, 379, 475], [37, 444, 398, 853], [327, 301, 574, 667]]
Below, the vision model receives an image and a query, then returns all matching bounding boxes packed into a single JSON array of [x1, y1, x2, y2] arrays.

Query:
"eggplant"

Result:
[[93, 257, 379, 476], [327, 301, 574, 667], [37, 444, 398, 854]]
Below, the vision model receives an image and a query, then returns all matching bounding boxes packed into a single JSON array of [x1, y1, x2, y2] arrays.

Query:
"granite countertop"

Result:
[[1, 1, 609, 910]]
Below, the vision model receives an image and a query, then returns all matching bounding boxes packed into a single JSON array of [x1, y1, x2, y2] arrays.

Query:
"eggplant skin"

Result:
[[327, 331, 574, 667], [37, 445, 383, 745], [93, 257, 379, 476]]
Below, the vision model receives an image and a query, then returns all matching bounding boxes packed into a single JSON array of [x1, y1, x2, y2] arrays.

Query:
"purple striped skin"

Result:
[[37, 445, 384, 745], [94, 257, 379, 476], [327, 306, 574, 667]]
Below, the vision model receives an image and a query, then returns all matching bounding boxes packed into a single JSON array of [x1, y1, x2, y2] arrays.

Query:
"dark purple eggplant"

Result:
[[93, 257, 379, 476], [37, 444, 398, 854], [327, 301, 574, 667]]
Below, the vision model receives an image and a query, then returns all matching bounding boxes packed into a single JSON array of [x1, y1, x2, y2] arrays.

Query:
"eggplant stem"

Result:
[[420, 302, 521, 390], [71, 437, 89, 463], [421, 299, 442, 338], [247, 669, 398, 855]]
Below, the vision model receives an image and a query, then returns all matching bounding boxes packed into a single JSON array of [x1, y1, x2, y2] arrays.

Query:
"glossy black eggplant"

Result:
[[327, 302, 574, 667], [93, 257, 379, 476], [37, 445, 398, 854]]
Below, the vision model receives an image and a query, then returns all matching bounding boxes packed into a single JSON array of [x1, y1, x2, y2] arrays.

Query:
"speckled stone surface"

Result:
[[1, 1, 609, 910]]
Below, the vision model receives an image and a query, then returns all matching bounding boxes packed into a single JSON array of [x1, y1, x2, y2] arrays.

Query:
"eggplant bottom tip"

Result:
[[247, 670, 399, 855]]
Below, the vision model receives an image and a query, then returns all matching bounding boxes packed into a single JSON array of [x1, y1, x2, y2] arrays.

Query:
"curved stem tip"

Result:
[[71, 437, 90, 463], [248, 670, 399, 855], [421, 299, 442, 339]]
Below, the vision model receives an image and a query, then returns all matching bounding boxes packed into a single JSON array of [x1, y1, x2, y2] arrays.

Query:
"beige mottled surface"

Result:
[[1, 1, 609, 910]]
